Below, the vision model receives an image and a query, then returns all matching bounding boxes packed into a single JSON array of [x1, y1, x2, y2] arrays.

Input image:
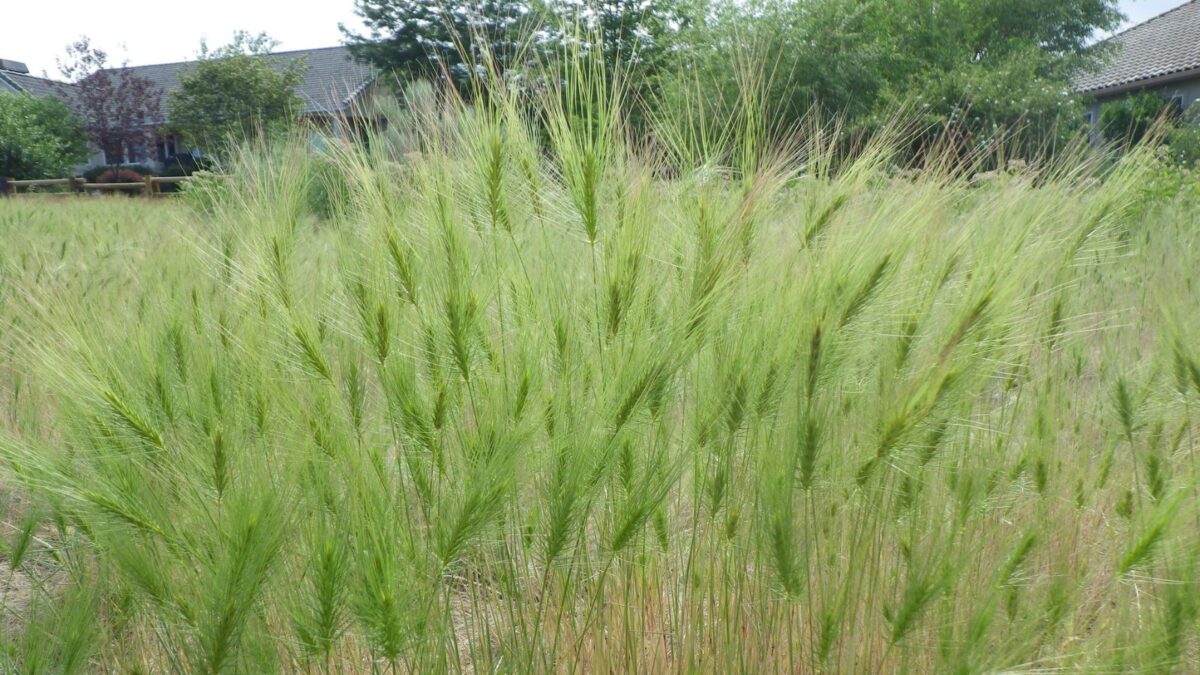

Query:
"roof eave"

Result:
[[1080, 65, 1200, 100], [340, 76, 377, 108], [0, 72, 23, 93]]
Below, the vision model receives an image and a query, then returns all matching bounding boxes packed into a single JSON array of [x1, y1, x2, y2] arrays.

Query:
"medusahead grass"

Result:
[[1, 49, 1199, 673]]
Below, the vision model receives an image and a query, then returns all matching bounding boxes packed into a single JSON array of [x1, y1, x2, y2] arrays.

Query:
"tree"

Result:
[[0, 94, 90, 179], [539, 0, 695, 79], [341, 0, 532, 88], [167, 32, 307, 158], [660, 0, 1123, 155], [57, 37, 162, 167]]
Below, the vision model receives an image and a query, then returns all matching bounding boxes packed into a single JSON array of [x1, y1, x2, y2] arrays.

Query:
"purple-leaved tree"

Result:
[[57, 37, 162, 169]]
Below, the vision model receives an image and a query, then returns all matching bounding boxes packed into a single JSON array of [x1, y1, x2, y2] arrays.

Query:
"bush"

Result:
[[87, 167, 150, 196], [166, 32, 306, 160], [159, 154, 215, 178], [179, 170, 230, 214], [159, 154, 216, 193], [1166, 109, 1200, 169], [1100, 91, 1174, 146], [0, 94, 90, 179], [93, 168, 145, 183], [83, 164, 153, 182]]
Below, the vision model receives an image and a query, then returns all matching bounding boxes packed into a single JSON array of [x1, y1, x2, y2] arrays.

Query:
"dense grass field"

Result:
[[1, 90, 1200, 672]]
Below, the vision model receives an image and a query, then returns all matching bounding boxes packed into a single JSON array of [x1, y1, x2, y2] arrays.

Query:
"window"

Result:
[[103, 145, 124, 165], [156, 135, 179, 162]]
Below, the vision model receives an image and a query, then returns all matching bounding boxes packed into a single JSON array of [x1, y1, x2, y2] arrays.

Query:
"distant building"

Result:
[[0, 59, 64, 99], [0, 47, 379, 173], [1078, 1, 1200, 136]]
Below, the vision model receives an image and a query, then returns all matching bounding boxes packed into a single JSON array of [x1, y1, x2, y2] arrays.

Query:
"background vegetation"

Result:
[[0, 94, 89, 180], [167, 32, 308, 160], [345, 0, 1123, 151]]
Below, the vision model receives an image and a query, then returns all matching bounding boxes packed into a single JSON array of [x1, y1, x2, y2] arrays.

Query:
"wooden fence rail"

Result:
[[0, 174, 201, 198]]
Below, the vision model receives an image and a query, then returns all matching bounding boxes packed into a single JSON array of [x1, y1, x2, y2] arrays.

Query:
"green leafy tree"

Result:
[[876, 0, 1120, 152], [167, 32, 307, 158], [341, 0, 531, 88], [539, 0, 695, 77], [0, 94, 89, 179], [871, 0, 1120, 68], [661, 0, 1122, 155]]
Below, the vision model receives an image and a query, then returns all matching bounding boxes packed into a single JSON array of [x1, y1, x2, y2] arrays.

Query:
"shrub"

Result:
[[0, 94, 89, 179], [92, 168, 146, 184], [179, 170, 230, 214], [158, 154, 216, 193], [166, 32, 306, 160], [87, 167, 150, 196], [1101, 91, 1175, 146], [159, 154, 214, 178], [1166, 109, 1200, 169], [82, 164, 153, 182]]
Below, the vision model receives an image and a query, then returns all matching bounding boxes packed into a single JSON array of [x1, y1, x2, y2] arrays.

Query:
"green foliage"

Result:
[[2, 54, 1200, 673], [660, 0, 1120, 154], [0, 94, 89, 179], [1166, 108, 1200, 168], [342, 0, 531, 87], [541, 0, 696, 87], [1101, 90, 1174, 146], [897, 44, 1090, 154], [344, 0, 694, 109], [344, 0, 1118, 154], [167, 32, 307, 159], [179, 170, 231, 214]]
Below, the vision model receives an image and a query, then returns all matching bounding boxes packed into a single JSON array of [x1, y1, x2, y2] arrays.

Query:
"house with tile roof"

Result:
[[1078, 0, 1200, 135], [0, 60, 66, 99], [0, 47, 379, 172]]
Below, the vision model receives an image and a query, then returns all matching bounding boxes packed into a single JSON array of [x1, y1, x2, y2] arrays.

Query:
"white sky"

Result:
[[2, 0, 366, 78], [1119, 0, 1189, 27], [0, 0, 1190, 79]]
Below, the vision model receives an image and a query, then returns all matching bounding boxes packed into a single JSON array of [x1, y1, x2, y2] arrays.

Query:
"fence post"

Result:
[[144, 175, 156, 197], [0, 176, 9, 199], [72, 177, 84, 194]]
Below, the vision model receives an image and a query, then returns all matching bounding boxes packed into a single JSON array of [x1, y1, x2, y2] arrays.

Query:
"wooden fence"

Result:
[[0, 175, 194, 198]]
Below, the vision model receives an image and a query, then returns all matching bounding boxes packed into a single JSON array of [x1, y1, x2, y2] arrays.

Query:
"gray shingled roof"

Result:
[[1077, 0, 1200, 96], [115, 46, 376, 119], [0, 70, 71, 100], [0, 46, 375, 120]]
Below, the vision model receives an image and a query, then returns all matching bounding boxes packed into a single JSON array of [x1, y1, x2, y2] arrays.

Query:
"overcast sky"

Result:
[[1119, 0, 1189, 27], [2, 0, 366, 77], [0, 0, 1190, 79]]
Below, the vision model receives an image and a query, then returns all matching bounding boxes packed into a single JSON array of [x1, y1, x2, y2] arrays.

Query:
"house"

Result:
[[0, 59, 65, 99], [0, 47, 378, 172], [1078, 0, 1200, 133]]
